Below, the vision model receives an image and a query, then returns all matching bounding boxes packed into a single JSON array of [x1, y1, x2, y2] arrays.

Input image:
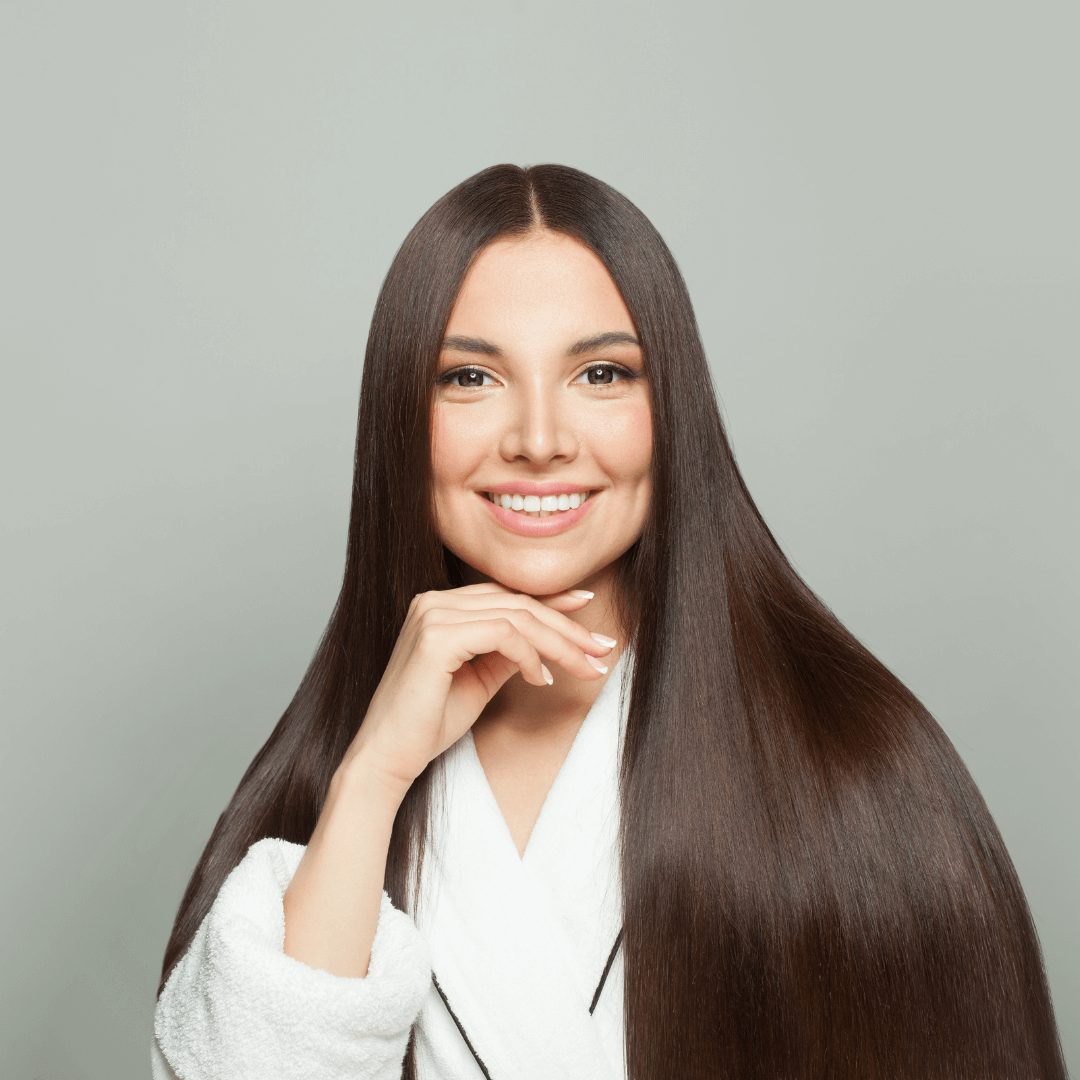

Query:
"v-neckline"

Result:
[[414, 656, 628, 1080], [464, 659, 625, 863]]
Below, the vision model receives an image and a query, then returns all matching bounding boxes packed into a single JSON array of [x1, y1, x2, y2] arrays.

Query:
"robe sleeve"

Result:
[[153, 837, 430, 1080]]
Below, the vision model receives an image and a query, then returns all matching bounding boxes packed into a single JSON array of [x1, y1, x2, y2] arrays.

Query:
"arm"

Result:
[[153, 584, 612, 1079], [282, 760, 408, 979], [282, 583, 612, 978]]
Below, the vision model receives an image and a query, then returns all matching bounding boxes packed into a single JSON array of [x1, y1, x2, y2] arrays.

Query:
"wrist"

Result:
[[332, 746, 415, 809]]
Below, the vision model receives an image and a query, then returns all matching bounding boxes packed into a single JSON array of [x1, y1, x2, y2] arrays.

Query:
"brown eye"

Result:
[[439, 367, 495, 388], [575, 363, 626, 385]]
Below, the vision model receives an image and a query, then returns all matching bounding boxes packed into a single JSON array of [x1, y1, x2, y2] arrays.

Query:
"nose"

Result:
[[498, 376, 579, 465]]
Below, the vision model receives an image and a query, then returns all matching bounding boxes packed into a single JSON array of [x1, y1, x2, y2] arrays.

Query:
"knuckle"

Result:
[[416, 603, 449, 628]]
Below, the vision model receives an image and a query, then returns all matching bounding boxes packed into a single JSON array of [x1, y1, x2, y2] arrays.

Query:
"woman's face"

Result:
[[432, 230, 653, 597]]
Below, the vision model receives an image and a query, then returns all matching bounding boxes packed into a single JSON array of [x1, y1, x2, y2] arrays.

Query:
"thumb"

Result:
[[470, 650, 536, 697]]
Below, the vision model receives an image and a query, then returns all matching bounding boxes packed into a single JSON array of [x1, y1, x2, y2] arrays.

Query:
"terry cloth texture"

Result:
[[154, 838, 430, 1080]]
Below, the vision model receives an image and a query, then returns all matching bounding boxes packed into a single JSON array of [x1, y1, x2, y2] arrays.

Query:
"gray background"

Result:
[[1, 1, 1076, 1076]]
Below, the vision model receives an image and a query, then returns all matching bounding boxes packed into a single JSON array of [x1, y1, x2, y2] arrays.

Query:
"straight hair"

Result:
[[161, 164, 1066, 1079]]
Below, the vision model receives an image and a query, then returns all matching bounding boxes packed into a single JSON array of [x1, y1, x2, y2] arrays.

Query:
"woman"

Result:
[[153, 164, 1066, 1079]]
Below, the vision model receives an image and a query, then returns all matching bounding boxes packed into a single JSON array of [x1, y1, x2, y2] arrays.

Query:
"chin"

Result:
[[456, 551, 594, 597], [491, 567, 584, 597]]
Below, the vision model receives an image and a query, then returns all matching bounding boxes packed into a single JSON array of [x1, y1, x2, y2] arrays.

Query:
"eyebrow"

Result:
[[441, 335, 502, 356], [567, 331, 641, 355], [440, 331, 641, 358]]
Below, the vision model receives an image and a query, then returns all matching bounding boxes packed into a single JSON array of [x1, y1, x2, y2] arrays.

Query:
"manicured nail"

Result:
[[590, 633, 617, 648], [541, 664, 554, 685], [586, 655, 608, 674], [570, 590, 594, 599]]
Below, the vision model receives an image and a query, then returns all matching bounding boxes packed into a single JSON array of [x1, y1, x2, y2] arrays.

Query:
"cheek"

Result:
[[430, 405, 483, 489], [594, 399, 653, 484]]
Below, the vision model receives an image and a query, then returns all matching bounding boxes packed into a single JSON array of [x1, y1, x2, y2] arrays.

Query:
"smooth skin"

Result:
[[283, 231, 653, 978]]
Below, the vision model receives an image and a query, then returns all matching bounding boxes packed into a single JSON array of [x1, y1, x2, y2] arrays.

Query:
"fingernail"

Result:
[[590, 633, 617, 648], [586, 655, 608, 674], [541, 664, 554, 685], [570, 590, 594, 599]]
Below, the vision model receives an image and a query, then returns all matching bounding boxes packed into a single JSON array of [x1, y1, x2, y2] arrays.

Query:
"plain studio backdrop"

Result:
[[1, 1, 1077, 1076]]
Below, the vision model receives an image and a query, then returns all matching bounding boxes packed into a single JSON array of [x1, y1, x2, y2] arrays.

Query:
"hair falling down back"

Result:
[[161, 164, 1067, 1079]]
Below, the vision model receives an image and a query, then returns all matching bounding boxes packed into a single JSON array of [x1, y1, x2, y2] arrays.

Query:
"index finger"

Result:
[[535, 589, 596, 613], [449, 581, 595, 613]]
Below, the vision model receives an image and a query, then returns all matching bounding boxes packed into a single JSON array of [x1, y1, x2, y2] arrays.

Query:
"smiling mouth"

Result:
[[484, 490, 594, 518]]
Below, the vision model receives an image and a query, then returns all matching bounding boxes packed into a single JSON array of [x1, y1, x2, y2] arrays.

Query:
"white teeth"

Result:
[[488, 490, 591, 517]]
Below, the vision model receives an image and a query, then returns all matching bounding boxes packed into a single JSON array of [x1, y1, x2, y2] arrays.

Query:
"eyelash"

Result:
[[437, 362, 639, 388], [573, 362, 638, 385], [437, 366, 496, 388]]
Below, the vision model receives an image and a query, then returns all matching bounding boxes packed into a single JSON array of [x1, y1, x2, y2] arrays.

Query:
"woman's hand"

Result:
[[344, 582, 615, 790], [282, 582, 615, 978]]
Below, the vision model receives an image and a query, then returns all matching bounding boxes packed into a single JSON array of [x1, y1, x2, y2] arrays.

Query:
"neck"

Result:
[[475, 561, 627, 733]]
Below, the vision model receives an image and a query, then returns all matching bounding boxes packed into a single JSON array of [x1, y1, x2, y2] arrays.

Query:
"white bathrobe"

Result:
[[153, 662, 627, 1080]]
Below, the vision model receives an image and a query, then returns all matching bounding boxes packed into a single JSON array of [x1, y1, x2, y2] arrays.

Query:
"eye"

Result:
[[574, 363, 630, 386], [439, 367, 496, 388]]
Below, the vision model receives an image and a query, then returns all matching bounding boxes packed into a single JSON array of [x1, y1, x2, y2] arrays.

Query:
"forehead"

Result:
[[445, 231, 635, 346]]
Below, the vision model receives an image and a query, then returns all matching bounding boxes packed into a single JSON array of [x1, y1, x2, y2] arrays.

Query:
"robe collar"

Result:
[[414, 657, 628, 1080]]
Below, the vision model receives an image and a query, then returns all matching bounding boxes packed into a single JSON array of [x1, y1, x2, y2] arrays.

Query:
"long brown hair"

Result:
[[161, 165, 1066, 1079]]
